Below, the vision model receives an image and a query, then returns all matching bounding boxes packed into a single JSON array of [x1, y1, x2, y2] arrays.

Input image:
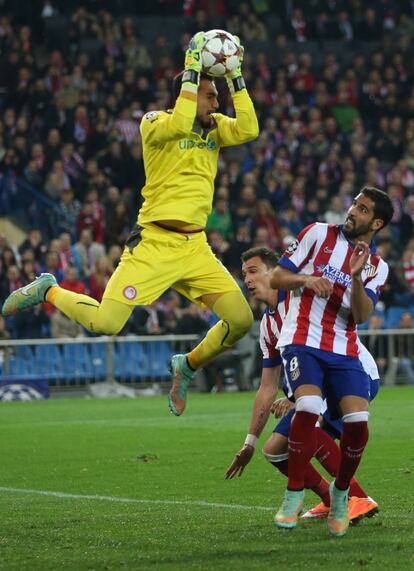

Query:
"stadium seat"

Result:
[[15, 345, 34, 361], [144, 340, 173, 378], [114, 342, 149, 381], [384, 306, 409, 329], [62, 343, 93, 382], [33, 344, 64, 383], [89, 343, 107, 381]]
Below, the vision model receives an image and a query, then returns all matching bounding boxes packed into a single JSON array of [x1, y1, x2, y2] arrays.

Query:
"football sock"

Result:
[[304, 466, 330, 506], [315, 427, 367, 497], [267, 455, 330, 505], [46, 287, 132, 335], [187, 291, 253, 369], [287, 411, 319, 491], [336, 421, 369, 490], [314, 427, 341, 475]]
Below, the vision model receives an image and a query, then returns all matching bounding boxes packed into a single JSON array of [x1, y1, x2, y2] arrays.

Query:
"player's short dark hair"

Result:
[[171, 71, 214, 103], [241, 247, 280, 269], [360, 186, 394, 229]]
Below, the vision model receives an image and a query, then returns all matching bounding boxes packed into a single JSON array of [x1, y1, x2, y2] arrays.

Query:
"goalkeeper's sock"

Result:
[[187, 291, 253, 369], [46, 287, 132, 335]]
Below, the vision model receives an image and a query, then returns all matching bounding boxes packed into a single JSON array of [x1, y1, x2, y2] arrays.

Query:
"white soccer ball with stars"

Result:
[[201, 29, 241, 77]]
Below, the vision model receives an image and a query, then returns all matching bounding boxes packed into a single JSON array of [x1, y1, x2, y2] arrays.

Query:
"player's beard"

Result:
[[343, 219, 373, 240]]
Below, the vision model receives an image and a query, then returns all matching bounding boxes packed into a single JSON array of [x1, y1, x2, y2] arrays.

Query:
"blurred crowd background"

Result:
[[1, 0, 414, 340]]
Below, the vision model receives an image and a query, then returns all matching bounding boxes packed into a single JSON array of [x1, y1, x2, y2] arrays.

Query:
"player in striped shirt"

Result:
[[225, 246, 379, 524], [271, 187, 394, 536]]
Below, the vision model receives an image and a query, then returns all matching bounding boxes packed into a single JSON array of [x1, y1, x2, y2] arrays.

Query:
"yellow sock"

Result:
[[46, 287, 132, 335], [187, 291, 253, 369]]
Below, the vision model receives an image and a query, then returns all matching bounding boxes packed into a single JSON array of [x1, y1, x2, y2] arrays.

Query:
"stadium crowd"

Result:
[[1, 0, 414, 339]]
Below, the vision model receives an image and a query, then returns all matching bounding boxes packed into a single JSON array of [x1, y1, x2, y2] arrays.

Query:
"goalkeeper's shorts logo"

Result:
[[123, 286, 137, 300], [178, 139, 217, 151]]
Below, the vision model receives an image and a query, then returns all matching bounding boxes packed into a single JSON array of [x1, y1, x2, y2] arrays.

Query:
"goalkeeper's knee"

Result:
[[214, 292, 253, 348]]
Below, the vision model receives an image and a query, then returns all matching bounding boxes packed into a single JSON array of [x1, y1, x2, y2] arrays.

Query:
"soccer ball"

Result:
[[201, 29, 241, 77]]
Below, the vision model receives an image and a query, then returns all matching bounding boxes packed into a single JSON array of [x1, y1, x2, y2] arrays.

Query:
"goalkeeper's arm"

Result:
[[141, 32, 206, 146]]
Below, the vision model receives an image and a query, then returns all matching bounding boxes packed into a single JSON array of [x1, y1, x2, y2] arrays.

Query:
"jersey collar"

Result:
[[338, 225, 377, 254]]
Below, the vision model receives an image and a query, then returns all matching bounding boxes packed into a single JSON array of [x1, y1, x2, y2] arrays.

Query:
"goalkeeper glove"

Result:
[[226, 37, 246, 93], [182, 31, 206, 86]]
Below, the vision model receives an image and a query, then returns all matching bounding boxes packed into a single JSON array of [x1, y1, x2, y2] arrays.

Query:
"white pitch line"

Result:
[[0, 486, 274, 511]]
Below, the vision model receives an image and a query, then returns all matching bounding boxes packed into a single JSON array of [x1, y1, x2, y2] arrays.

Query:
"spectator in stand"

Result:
[[394, 312, 414, 385], [324, 196, 347, 225], [73, 228, 105, 279], [175, 304, 209, 335], [254, 199, 281, 250], [158, 290, 183, 333], [18, 229, 47, 265], [1, 246, 18, 272], [40, 251, 64, 283], [50, 307, 83, 338], [206, 197, 233, 241], [128, 302, 167, 335], [0, 265, 22, 304], [56, 188, 82, 238], [89, 257, 112, 302], [107, 244, 122, 272], [13, 306, 50, 339], [59, 265, 86, 296], [45, 159, 71, 200], [104, 200, 130, 247]]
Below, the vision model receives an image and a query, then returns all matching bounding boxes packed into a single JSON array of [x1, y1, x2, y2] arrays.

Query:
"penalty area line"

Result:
[[0, 486, 274, 511]]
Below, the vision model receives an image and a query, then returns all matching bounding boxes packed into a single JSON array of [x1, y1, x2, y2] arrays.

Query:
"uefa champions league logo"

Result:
[[0, 383, 43, 401]]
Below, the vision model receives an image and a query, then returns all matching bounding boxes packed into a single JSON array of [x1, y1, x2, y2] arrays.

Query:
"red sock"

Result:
[[315, 427, 368, 497], [304, 464, 330, 506], [314, 427, 341, 476], [336, 421, 369, 490], [271, 457, 331, 506], [287, 411, 319, 490], [270, 459, 288, 477]]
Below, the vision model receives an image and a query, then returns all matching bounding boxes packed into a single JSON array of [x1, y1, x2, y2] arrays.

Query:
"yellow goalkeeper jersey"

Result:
[[137, 88, 259, 228]]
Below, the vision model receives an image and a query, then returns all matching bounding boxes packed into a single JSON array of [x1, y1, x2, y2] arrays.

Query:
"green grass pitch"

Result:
[[1, 387, 413, 571]]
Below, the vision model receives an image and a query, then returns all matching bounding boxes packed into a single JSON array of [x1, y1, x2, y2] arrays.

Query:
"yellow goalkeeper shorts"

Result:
[[103, 223, 241, 306]]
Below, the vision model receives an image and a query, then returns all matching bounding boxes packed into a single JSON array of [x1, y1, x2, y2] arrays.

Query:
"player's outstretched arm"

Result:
[[225, 366, 280, 479], [141, 32, 207, 146], [217, 39, 259, 146]]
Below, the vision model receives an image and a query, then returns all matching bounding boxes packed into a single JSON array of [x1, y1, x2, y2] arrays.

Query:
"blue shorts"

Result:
[[281, 344, 370, 404], [322, 377, 380, 438], [273, 408, 295, 437]]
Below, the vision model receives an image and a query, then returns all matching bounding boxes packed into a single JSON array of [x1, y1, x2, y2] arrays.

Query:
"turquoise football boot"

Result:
[[168, 354, 195, 416], [2, 273, 57, 316]]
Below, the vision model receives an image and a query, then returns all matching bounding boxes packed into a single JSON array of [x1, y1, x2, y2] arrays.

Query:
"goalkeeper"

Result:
[[2, 32, 259, 417]]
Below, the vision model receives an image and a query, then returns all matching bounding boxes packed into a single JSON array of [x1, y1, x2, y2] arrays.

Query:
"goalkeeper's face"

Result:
[[197, 79, 219, 127]]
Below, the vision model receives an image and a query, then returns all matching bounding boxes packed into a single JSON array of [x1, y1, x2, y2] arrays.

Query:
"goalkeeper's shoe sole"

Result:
[[168, 354, 195, 416], [1, 273, 57, 316], [349, 496, 379, 525]]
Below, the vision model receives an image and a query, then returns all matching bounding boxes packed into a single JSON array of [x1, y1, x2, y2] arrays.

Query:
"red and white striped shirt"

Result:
[[259, 291, 290, 368], [276, 223, 389, 357]]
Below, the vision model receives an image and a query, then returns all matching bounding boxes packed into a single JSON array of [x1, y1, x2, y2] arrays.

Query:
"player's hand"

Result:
[[304, 276, 333, 298], [225, 445, 254, 479], [184, 31, 206, 73], [350, 241, 370, 277], [226, 35, 244, 79], [271, 397, 294, 418]]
